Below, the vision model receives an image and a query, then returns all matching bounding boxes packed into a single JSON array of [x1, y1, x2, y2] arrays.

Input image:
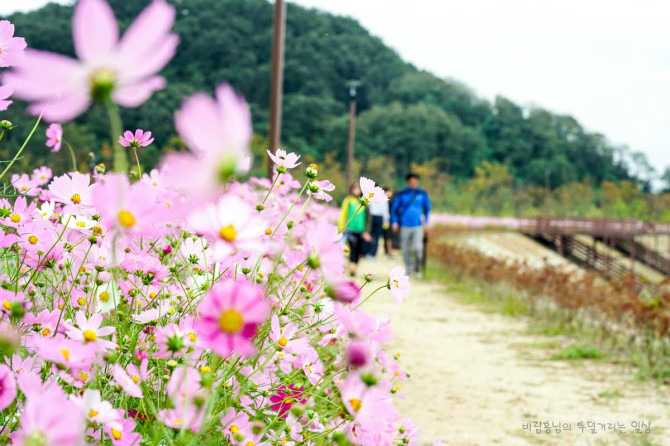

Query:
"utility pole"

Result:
[[267, 0, 286, 178], [544, 169, 551, 216], [345, 80, 361, 187]]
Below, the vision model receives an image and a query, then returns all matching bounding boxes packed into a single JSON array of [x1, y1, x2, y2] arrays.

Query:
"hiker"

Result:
[[363, 185, 390, 259], [338, 182, 371, 277], [391, 173, 431, 277], [382, 187, 396, 258]]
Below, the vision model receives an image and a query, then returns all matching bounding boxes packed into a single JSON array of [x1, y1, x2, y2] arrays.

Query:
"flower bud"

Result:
[[0, 120, 13, 129], [307, 253, 320, 269], [326, 281, 359, 304], [255, 203, 265, 212], [305, 163, 318, 179], [364, 273, 373, 283]]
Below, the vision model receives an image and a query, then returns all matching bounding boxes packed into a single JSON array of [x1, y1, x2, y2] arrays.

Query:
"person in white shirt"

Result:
[[364, 187, 390, 258]]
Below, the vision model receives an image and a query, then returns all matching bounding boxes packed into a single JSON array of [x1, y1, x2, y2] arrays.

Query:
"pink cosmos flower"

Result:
[[31, 166, 53, 186], [71, 389, 121, 428], [308, 179, 336, 202], [11, 173, 39, 196], [303, 220, 345, 281], [65, 310, 116, 352], [268, 148, 301, 172], [187, 194, 266, 260], [92, 173, 166, 237], [4, 0, 178, 121], [389, 266, 410, 304], [4, 196, 36, 228], [102, 411, 142, 446], [119, 129, 154, 148], [161, 84, 252, 197], [0, 85, 13, 111], [0, 364, 17, 411], [360, 177, 388, 204], [46, 123, 63, 153], [111, 364, 143, 398], [346, 339, 372, 369], [327, 280, 360, 304], [196, 278, 271, 358], [0, 20, 27, 67], [48, 172, 94, 214], [270, 315, 308, 354], [220, 407, 251, 440], [339, 374, 399, 435], [12, 385, 84, 446]]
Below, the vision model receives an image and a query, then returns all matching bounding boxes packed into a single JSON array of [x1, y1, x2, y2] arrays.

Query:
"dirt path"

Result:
[[360, 257, 670, 445]]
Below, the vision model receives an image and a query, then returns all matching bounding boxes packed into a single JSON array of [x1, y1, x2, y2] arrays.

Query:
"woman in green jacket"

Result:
[[338, 182, 371, 277]]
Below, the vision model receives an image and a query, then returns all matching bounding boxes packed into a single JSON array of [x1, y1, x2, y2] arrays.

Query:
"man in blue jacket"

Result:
[[391, 173, 431, 277]]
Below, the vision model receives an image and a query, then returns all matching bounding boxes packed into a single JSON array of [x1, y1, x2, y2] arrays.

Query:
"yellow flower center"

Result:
[[349, 398, 362, 412], [199, 366, 211, 374], [229, 425, 239, 434], [76, 221, 86, 228], [118, 210, 136, 227], [218, 309, 244, 333], [71, 193, 81, 204], [173, 419, 182, 425], [10, 213, 20, 223], [99, 291, 110, 303], [283, 398, 293, 405], [111, 429, 122, 440], [2, 301, 10, 310], [265, 228, 272, 235], [60, 349, 70, 361], [188, 332, 196, 342], [131, 375, 140, 384], [88, 409, 99, 418], [278, 337, 288, 347], [367, 192, 374, 198], [83, 330, 97, 342], [41, 328, 51, 336], [28, 235, 38, 245], [21, 185, 27, 191], [92, 225, 103, 235], [77, 297, 86, 306], [219, 225, 237, 242], [393, 279, 399, 288], [78, 372, 89, 382], [149, 292, 157, 299]]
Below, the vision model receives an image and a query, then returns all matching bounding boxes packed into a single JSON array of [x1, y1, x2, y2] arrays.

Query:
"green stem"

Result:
[[104, 100, 127, 174], [133, 146, 142, 177], [0, 114, 42, 181], [261, 171, 281, 204], [64, 141, 78, 172], [338, 202, 365, 234]]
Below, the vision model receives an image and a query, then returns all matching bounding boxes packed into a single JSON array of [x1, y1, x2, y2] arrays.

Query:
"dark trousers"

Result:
[[364, 216, 384, 257], [347, 232, 364, 264]]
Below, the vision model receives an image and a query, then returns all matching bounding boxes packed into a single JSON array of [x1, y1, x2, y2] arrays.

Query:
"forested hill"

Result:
[[3, 0, 645, 187]]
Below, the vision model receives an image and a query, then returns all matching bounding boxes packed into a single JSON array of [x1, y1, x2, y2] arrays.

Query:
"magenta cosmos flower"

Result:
[[4, 0, 178, 122], [45, 123, 63, 153], [0, 20, 27, 68], [196, 278, 271, 358], [119, 129, 154, 148], [161, 84, 252, 198]]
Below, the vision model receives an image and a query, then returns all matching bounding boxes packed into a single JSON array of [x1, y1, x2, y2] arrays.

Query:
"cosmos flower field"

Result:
[[0, 1, 420, 445]]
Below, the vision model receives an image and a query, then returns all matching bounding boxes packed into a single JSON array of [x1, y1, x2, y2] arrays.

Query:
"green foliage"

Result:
[[550, 346, 604, 360], [1, 0, 648, 189]]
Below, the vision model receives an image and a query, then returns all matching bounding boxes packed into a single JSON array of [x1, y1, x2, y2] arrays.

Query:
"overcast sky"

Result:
[[4, 0, 669, 177]]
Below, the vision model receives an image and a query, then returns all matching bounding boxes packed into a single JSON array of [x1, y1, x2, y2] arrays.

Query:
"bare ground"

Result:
[[360, 256, 670, 445]]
